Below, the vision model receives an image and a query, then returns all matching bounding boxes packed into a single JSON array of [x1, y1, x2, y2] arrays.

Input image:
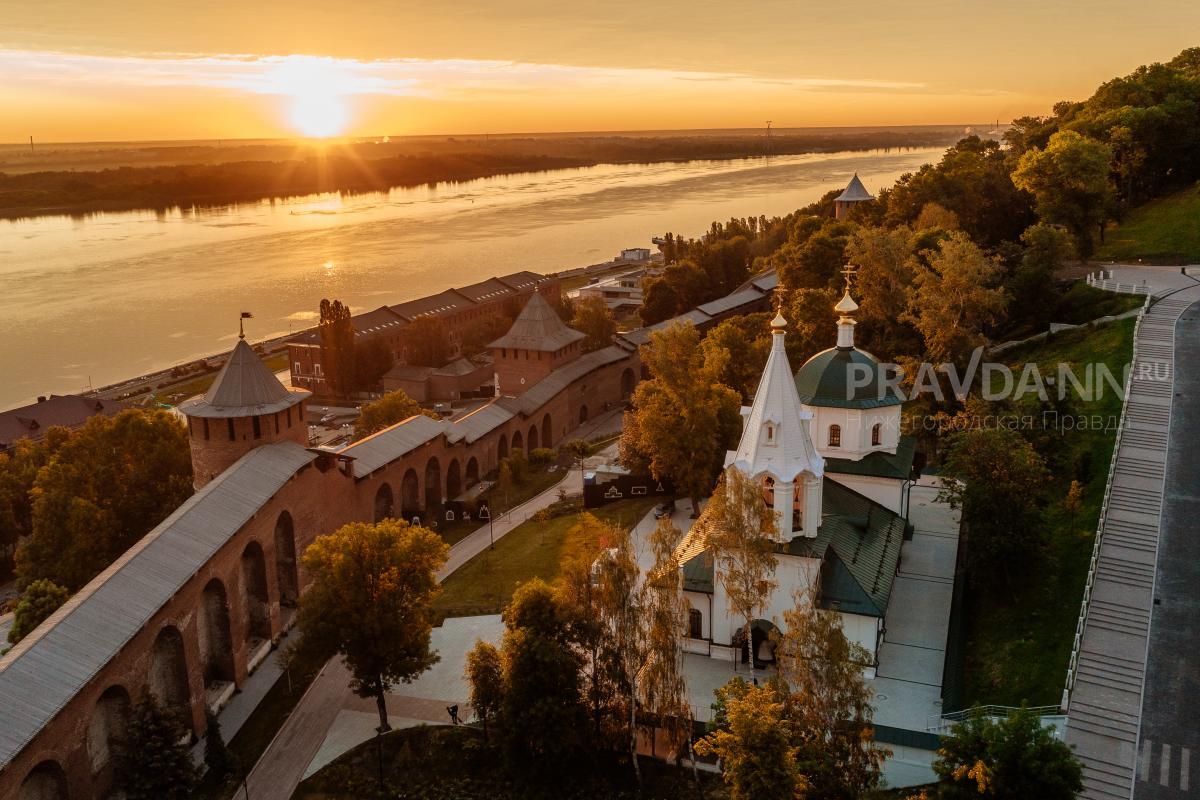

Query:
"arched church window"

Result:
[[871, 423, 882, 446], [765, 423, 775, 443], [688, 608, 703, 639], [828, 425, 841, 448]]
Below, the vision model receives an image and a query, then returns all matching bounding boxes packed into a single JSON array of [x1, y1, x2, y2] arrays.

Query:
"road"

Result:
[[1132, 298, 1200, 799]]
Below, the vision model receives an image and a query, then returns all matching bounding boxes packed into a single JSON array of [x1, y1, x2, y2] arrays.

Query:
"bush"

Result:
[[529, 447, 556, 466]]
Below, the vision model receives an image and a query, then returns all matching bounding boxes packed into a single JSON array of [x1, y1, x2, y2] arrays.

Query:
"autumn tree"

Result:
[[934, 706, 1083, 800], [844, 226, 920, 354], [116, 693, 198, 800], [319, 298, 356, 397], [1013, 130, 1115, 257], [353, 389, 433, 440], [571, 294, 618, 353], [705, 468, 778, 676], [496, 578, 588, 768], [640, 518, 697, 774], [0, 432, 66, 563], [903, 231, 1009, 367], [700, 313, 773, 402], [464, 639, 504, 743], [296, 519, 448, 732], [779, 286, 840, 366], [695, 678, 801, 800], [16, 409, 193, 591], [403, 316, 450, 367], [619, 322, 742, 515], [353, 337, 394, 390], [939, 426, 1049, 589], [6, 578, 68, 645], [775, 590, 887, 798], [1010, 223, 1075, 329]]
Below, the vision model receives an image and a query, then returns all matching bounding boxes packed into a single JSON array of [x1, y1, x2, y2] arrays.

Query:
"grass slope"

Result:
[[963, 318, 1134, 706], [1097, 183, 1200, 263], [433, 496, 658, 620]]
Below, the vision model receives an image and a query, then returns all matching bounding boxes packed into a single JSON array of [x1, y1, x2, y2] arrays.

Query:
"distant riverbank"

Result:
[[0, 128, 966, 220]]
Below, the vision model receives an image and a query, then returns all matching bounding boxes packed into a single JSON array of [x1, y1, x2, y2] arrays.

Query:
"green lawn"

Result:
[[293, 723, 724, 800], [437, 466, 568, 545], [1054, 282, 1145, 326], [962, 318, 1134, 706], [433, 496, 659, 620], [1097, 183, 1200, 263]]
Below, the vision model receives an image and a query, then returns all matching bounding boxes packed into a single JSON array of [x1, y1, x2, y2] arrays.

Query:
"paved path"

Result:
[[241, 444, 616, 800], [1064, 266, 1200, 800], [1131, 298, 1200, 800]]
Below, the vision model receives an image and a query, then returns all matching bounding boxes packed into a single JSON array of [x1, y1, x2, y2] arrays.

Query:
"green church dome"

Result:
[[794, 346, 902, 409]]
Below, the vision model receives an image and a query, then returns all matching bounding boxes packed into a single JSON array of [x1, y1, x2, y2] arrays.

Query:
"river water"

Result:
[[0, 147, 940, 410]]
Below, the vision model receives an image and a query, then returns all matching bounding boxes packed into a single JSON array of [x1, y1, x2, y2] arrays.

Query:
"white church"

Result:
[[674, 275, 917, 677]]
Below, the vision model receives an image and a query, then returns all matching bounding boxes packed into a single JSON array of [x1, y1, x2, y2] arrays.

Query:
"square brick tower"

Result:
[[488, 292, 585, 397]]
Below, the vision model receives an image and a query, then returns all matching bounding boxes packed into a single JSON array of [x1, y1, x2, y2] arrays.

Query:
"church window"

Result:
[[828, 425, 841, 447], [688, 608, 703, 639], [871, 423, 882, 446], [765, 423, 775, 443]]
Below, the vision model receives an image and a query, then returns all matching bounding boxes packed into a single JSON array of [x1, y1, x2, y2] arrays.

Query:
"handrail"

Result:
[[927, 705, 1063, 732], [1059, 284, 1152, 711]]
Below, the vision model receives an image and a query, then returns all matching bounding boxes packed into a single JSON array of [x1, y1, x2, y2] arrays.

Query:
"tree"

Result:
[[353, 389, 432, 440], [16, 409, 193, 591], [705, 468, 777, 677], [319, 298, 356, 397], [6, 578, 68, 645], [464, 639, 504, 743], [640, 518, 697, 774], [695, 679, 801, 800], [0, 432, 67, 563], [619, 322, 742, 515], [493, 460, 514, 512], [203, 709, 235, 784], [1011, 223, 1074, 329], [571, 294, 618, 353], [845, 226, 920, 354], [498, 578, 587, 768], [640, 277, 682, 325], [779, 286, 840, 366], [403, 316, 450, 367], [296, 519, 448, 732], [561, 438, 592, 488], [116, 693, 198, 800], [775, 590, 886, 798], [903, 231, 1009, 367], [1064, 479, 1083, 529], [1013, 130, 1115, 257], [353, 337, 394, 391], [934, 706, 1083, 800], [700, 313, 773, 402], [915, 202, 961, 232], [939, 426, 1049, 589]]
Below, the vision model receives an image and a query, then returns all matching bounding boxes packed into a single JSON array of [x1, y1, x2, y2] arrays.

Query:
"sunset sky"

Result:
[[1, 0, 1197, 141]]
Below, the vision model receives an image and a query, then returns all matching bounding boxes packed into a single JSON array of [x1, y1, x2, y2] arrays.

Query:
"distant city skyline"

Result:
[[1, 0, 1197, 141]]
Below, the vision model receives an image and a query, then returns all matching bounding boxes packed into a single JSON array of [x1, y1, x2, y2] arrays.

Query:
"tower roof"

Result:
[[180, 339, 308, 418], [834, 173, 875, 203], [727, 314, 824, 483], [488, 292, 585, 352]]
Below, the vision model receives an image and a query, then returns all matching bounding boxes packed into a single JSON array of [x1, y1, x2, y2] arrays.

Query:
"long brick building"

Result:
[[0, 294, 636, 800]]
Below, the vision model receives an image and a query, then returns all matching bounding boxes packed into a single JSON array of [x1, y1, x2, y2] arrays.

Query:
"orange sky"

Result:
[[1, 1, 1197, 141]]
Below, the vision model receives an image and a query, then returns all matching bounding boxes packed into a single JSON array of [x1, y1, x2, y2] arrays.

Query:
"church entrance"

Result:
[[737, 619, 779, 671]]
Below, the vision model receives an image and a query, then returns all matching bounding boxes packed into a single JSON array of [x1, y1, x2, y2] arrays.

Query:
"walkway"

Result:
[[240, 442, 615, 800], [1063, 266, 1200, 800]]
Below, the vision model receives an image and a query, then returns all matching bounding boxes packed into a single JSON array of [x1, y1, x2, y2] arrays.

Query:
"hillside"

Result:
[[1097, 183, 1200, 263]]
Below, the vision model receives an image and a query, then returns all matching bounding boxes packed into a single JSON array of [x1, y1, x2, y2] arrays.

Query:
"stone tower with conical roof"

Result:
[[179, 336, 311, 488], [488, 291, 585, 397], [833, 173, 875, 220]]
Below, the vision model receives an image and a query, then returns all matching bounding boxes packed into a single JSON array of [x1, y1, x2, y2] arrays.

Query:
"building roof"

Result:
[[674, 477, 904, 618], [180, 339, 309, 419], [286, 305, 407, 347], [794, 346, 902, 410], [487, 292, 585, 352], [696, 287, 770, 318], [390, 289, 477, 321], [503, 345, 629, 416], [824, 435, 918, 480], [0, 442, 318, 769], [727, 315, 824, 484], [454, 277, 518, 305], [341, 413, 446, 478], [496, 271, 549, 293], [0, 395, 129, 450], [834, 173, 875, 203], [453, 399, 516, 444]]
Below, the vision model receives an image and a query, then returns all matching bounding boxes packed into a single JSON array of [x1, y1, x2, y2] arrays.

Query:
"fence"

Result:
[[1059, 292, 1152, 711], [1086, 271, 1153, 295], [926, 705, 1065, 737]]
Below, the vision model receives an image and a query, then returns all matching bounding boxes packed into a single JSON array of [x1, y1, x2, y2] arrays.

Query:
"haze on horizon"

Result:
[[0, 0, 1197, 143]]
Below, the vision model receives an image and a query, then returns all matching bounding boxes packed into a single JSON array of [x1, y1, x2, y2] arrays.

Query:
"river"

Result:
[[0, 147, 941, 410]]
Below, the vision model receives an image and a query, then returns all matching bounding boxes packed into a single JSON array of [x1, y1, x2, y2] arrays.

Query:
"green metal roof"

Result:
[[682, 551, 714, 593], [794, 346, 902, 409], [824, 435, 919, 480]]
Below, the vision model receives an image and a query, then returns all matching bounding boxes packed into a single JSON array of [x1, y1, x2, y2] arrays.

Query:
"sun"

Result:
[[289, 93, 348, 138]]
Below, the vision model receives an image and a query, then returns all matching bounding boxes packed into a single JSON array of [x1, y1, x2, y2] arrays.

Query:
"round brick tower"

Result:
[[179, 337, 310, 489]]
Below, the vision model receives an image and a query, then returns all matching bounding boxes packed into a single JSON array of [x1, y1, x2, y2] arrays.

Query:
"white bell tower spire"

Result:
[[835, 265, 859, 349], [726, 311, 824, 539]]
